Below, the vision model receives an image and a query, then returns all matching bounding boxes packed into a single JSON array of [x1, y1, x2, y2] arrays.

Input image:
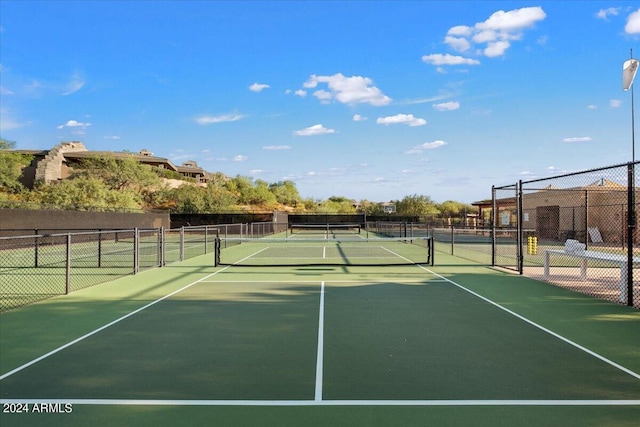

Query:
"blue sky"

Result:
[[1, 1, 640, 203]]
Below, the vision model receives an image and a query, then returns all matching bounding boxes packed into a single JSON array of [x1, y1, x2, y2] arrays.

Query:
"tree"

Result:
[[395, 194, 439, 216], [32, 176, 141, 211], [203, 181, 238, 212], [357, 200, 385, 216], [74, 154, 161, 195], [317, 196, 356, 213], [166, 184, 207, 213], [0, 138, 33, 193], [269, 180, 301, 206]]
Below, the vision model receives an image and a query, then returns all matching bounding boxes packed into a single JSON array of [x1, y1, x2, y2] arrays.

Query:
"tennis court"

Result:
[[1, 238, 639, 426]]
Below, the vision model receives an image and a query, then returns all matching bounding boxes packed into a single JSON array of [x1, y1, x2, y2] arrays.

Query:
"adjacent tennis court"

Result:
[[1, 241, 639, 426]]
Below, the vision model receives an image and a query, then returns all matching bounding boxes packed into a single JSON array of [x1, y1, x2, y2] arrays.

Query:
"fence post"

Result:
[[180, 226, 185, 261], [626, 163, 635, 306], [204, 226, 208, 255], [98, 229, 102, 268], [491, 185, 496, 266], [517, 180, 524, 275], [450, 224, 454, 255], [134, 228, 139, 274], [65, 233, 71, 295], [160, 227, 165, 267], [34, 229, 39, 268]]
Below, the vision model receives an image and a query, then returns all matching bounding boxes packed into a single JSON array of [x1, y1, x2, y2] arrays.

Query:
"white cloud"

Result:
[[195, 113, 245, 124], [596, 7, 620, 20], [405, 140, 447, 154], [447, 25, 473, 37], [249, 82, 270, 92], [104, 135, 121, 140], [0, 86, 14, 95], [313, 89, 333, 103], [562, 137, 592, 143], [433, 101, 460, 111], [376, 114, 427, 127], [476, 7, 546, 33], [293, 124, 336, 136], [484, 40, 511, 57], [249, 169, 263, 175], [233, 155, 248, 162], [444, 35, 471, 52], [353, 114, 367, 122], [263, 145, 291, 150], [303, 73, 392, 106], [626, 8, 640, 34], [57, 119, 91, 129], [610, 99, 622, 108], [294, 89, 307, 97], [587, 105, 597, 110], [428, 6, 546, 68], [422, 53, 480, 66]]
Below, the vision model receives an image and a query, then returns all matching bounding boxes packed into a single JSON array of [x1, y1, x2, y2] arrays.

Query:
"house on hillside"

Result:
[[13, 141, 213, 188]]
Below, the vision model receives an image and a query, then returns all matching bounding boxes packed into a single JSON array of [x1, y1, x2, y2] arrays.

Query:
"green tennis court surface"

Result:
[[1, 253, 639, 426]]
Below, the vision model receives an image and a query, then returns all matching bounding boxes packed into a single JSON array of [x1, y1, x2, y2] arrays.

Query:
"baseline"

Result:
[[0, 398, 638, 407]]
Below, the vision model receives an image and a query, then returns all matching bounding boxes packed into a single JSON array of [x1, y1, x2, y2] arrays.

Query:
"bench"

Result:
[[543, 249, 640, 303]]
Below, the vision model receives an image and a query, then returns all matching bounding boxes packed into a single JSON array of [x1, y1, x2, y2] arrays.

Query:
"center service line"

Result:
[[315, 281, 325, 401]]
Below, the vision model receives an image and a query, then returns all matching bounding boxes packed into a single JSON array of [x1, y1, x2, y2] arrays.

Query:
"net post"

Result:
[[429, 235, 435, 266], [214, 236, 221, 267]]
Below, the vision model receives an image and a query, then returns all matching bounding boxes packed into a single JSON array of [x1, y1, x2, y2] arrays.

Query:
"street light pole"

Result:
[[623, 49, 638, 160], [622, 49, 638, 306]]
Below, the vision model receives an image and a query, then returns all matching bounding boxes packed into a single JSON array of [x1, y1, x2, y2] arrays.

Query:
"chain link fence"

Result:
[[0, 225, 221, 312], [493, 162, 639, 308]]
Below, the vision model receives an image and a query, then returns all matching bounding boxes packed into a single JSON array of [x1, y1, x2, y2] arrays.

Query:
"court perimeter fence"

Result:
[[2, 208, 638, 311], [491, 161, 639, 309], [0, 222, 285, 312]]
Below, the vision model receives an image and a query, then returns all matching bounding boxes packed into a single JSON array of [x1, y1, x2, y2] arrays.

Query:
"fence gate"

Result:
[[492, 184, 520, 272], [493, 162, 639, 308]]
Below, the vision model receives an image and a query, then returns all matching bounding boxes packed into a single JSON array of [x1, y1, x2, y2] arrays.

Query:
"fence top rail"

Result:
[[518, 161, 639, 186], [171, 225, 220, 231], [0, 229, 148, 240]]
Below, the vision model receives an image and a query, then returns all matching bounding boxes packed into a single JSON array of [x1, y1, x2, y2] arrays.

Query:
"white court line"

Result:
[[198, 279, 448, 284], [0, 399, 638, 406], [0, 266, 232, 381], [315, 281, 325, 401], [415, 264, 640, 381]]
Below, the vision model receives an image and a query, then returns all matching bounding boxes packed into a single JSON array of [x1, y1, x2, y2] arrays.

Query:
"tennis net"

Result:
[[287, 223, 361, 238], [214, 234, 434, 267]]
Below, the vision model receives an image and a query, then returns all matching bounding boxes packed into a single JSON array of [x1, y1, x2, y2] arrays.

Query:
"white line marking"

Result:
[[232, 247, 270, 265], [416, 265, 640, 381], [198, 279, 447, 284], [379, 246, 415, 263], [315, 281, 325, 401], [0, 266, 231, 381], [0, 399, 638, 406]]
